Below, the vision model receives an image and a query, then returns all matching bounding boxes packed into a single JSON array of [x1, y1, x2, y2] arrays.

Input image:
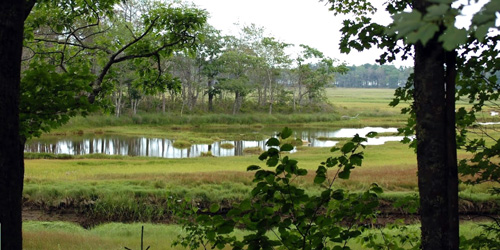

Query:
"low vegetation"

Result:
[[21, 88, 500, 248]]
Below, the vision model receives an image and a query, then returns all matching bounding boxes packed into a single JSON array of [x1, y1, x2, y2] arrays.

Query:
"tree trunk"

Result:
[[0, 1, 24, 249], [268, 71, 274, 114], [412, 1, 459, 247], [232, 91, 240, 115], [162, 93, 166, 114], [208, 79, 215, 112]]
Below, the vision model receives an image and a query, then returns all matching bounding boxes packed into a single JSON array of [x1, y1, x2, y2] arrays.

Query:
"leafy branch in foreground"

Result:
[[174, 127, 390, 250]]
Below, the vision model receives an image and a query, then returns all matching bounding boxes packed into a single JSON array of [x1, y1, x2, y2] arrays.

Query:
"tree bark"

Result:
[[0, 1, 25, 249], [413, 1, 459, 248], [208, 79, 215, 112]]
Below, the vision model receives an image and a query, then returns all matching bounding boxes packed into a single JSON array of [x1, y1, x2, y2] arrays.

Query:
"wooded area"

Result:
[[0, 0, 499, 249]]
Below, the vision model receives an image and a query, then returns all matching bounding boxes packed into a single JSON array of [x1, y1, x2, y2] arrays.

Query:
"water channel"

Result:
[[25, 127, 405, 158]]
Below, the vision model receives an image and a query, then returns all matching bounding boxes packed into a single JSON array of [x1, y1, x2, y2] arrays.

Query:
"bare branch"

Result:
[[31, 38, 113, 54]]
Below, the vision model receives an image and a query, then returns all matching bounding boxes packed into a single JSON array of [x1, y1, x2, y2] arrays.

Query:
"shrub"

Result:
[[174, 128, 386, 250]]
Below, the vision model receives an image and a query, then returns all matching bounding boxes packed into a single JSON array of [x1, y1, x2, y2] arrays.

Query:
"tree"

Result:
[[323, 0, 499, 249], [0, 0, 207, 248], [218, 48, 260, 114], [258, 37, 292, 114], [293, 44, 347, 108], [0, 1, 25, 249], [196, 25, 225, 112]]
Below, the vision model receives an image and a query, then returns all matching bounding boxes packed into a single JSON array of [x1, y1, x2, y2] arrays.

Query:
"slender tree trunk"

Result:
[[268, 71, 273, 114], [208, 79, 215, 112], [162, 93, 166, 114], [0, 1, 24, 249], [412, 1, 459, 247], [232, 92, 239, 115]]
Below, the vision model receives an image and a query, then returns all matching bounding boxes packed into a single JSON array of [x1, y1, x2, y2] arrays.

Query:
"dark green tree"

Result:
[[0, 1, 207, 248], [323, 0, 499, 249]]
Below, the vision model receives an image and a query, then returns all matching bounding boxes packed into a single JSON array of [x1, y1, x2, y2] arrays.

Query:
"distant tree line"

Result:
[[334, 64, 413, 88]]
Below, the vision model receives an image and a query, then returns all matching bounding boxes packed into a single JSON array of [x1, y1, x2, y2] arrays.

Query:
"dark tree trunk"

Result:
[[0, 1, 25, 249], [208, 79, 215, 112], [413, 1, 459, 248]]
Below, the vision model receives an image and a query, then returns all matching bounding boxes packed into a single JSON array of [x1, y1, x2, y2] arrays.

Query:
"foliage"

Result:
[[294, 45, 348, 106], [335, 64, 413, 89], [21, 0, 208, 137], [323, 0, 499, 248], [362, 220, 420, 250], [174, 128, 386, 250], [460, 188, 500, 249], [20, 62, 96, 141]]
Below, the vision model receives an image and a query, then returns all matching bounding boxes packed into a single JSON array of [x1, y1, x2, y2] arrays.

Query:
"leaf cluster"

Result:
[[174, 128, 385, 250]]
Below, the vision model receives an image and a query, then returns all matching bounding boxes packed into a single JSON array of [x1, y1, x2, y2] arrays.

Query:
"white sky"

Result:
[[188, 0, 492, 67]]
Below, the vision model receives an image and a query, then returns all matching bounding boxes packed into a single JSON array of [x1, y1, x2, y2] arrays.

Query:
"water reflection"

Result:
[[25, 127, 406, 158]]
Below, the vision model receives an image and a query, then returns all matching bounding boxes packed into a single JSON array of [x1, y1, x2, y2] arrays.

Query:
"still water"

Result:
[[25, 127, 404, 158]]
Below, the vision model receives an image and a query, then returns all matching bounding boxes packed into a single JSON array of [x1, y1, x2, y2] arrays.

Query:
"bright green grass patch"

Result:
[[24, 140, 496, 194], [23, 221, 497, 250]]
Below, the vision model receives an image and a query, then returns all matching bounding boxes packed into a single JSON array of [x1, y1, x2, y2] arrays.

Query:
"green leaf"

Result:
[[280, 144, 294, 152], [439, 26, 467, 51], [247, 165, 261, 171], [331, 190, 344, 200], [407, 23, 439, 45], [338, 170, 351, 179], [297, 169, 308, 176], [267, 157, 279, 167], [280, 127, 293, 139], [389, 11, 423, 38], [425, 4, 449, 21], [266, 138, 280, 147], [314, 174, 326, 184], [209, 203, 220, 213], [239, 199, 252, 211], [258, 152, 269, 161], [475, 21, 495, 42], [366, 132, 378, 138], [227, 208, 242, 217], [341, 142, 356, 154], [217, 220, 235, 234], [370, 183, 384, 194], [350, 153, 363, 166]]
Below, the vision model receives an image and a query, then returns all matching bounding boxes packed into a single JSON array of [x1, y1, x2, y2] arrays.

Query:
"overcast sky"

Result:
[[189, 0, 396, 66], [188, 0, 491, 67]]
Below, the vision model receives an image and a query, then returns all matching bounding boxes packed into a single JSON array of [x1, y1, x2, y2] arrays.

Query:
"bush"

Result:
[[174, 128, 386, 250]]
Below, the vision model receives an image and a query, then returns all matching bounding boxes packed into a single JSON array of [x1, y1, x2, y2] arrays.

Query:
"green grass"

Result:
[[21, 88, 500, 247], [23, 221, 497, 250], [45, 88, 412, 137], [23, 139, 498, 222]]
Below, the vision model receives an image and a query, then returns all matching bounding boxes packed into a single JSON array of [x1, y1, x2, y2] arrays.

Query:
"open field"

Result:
[[22, 88, 500, 248]]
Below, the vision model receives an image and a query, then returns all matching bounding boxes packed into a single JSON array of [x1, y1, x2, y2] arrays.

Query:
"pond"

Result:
[[25, 127, 405, 158]]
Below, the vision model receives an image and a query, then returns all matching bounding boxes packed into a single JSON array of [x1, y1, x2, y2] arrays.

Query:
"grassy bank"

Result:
[[22, 88, 500, 248], [23, 221, 496, 250], [23, 142, 499, 223], [45, 88, 410, 136]]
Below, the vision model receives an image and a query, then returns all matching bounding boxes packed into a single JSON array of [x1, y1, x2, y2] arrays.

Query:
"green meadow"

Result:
[[22, 221, 496, 250], [23, 88, 499, 248]]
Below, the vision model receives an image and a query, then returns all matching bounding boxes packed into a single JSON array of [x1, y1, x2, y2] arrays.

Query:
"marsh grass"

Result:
[[172, 140, 191, 149], [21, 88, 500, 245], [22, 140, 497, 223], [220, 143, 235, 149], [242, 146, 263, 155], [22, 221, 497, 250]]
